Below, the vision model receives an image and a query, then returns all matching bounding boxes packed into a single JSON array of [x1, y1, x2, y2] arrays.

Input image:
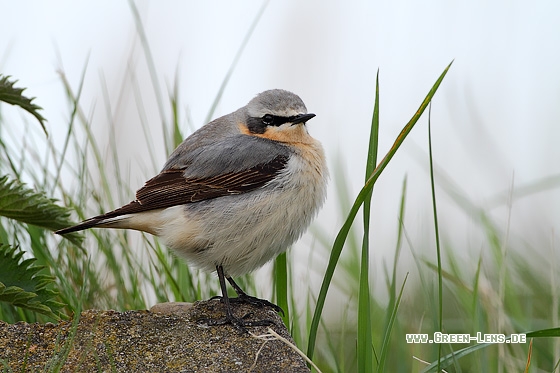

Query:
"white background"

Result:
[[2, 1, 559, 300]]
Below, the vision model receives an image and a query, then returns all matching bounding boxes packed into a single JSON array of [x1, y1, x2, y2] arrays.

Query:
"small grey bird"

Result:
[[57, 89, 328, 328]]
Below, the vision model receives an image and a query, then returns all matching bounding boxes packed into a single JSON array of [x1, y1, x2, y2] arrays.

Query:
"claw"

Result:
[[197, 312, 274, 333], [229, 294, 284, 316]]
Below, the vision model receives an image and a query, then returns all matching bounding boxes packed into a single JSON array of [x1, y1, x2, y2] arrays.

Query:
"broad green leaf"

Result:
[[0, 243, 64, 320], [0, 176, 82, 245], [0, 75, 47, 136]]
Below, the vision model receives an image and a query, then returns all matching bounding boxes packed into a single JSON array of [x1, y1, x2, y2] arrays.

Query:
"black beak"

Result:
[[291, 113, 316, 125]]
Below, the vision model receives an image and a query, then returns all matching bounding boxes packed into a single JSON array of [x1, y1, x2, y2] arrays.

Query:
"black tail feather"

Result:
[[56, 200, 143, 235], [55, 217, 106, 235]]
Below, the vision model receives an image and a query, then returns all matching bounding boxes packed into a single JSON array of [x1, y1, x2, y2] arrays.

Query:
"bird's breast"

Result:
[[159, 138, 328, 277], [279, 138, 328, 195]]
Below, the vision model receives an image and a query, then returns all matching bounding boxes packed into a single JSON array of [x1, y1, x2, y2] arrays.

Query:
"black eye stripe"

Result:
[[262, 115, 297, 127], [246, 115, 299, 134]]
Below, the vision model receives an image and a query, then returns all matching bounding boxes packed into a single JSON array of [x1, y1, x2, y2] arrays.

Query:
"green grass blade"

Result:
[[307, 61, 453, 361], [149, 242, 184, 302], [357, 70, 379, 373], [421, 328, 559, 372], [170, 67, 184, 149], [128, 0, 170, 154], [378, 273, 409, 371], [526, 327, 560, 338], [427, 103, 444, 370], [471, 253, 483, 330], [387, 177, 407, 315], [421, 342, 493, 372], [50, 58, 88, 195], [273, 252, 289, 326]]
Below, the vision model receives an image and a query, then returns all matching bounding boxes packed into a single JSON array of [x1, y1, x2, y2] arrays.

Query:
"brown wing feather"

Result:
[[135, 155, 287, 206], [55, 155, 288, 235]]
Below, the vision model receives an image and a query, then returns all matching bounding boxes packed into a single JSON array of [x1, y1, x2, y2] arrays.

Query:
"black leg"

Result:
[[199, 265, 275, 331], [226, 276, 284, 316], [217, 265, 236, 322]]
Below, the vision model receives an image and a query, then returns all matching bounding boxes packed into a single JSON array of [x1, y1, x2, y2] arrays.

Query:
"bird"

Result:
[[56, 89, 328, 328]]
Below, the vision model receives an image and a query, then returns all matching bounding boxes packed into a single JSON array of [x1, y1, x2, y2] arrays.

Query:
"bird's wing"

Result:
[[137, 154, 288, 207], [55, 155, 288, 234]]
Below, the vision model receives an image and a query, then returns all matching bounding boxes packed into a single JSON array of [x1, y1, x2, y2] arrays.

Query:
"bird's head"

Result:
[[240, 89, 316, 143]]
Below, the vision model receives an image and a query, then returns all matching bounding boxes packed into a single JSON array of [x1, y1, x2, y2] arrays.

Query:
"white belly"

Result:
[[157, 146, 328, 277]]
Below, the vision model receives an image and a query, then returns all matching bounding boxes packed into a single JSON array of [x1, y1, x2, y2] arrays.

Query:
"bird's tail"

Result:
[[56, 200, 164, 236], [56, 204, 140, 235], [54, 215, 112, 235], [54, 214, 132, 235]]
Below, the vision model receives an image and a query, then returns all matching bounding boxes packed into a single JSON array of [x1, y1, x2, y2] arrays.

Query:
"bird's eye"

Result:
[[262, 114, 274, 125]]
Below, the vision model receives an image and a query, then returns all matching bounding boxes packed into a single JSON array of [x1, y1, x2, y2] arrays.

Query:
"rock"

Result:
[[0, 300, 310, 372], [150, 302, 194, 315]]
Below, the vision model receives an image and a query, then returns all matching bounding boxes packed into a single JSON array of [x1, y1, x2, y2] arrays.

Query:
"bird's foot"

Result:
[[197, 310, 275, 333], [209, 294, 284, 316], [229, 294, 284, 316]]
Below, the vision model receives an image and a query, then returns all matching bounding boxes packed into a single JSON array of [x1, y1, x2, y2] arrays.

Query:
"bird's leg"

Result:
[[200, 265, 274, 330], [226, 276, 284, 316]]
